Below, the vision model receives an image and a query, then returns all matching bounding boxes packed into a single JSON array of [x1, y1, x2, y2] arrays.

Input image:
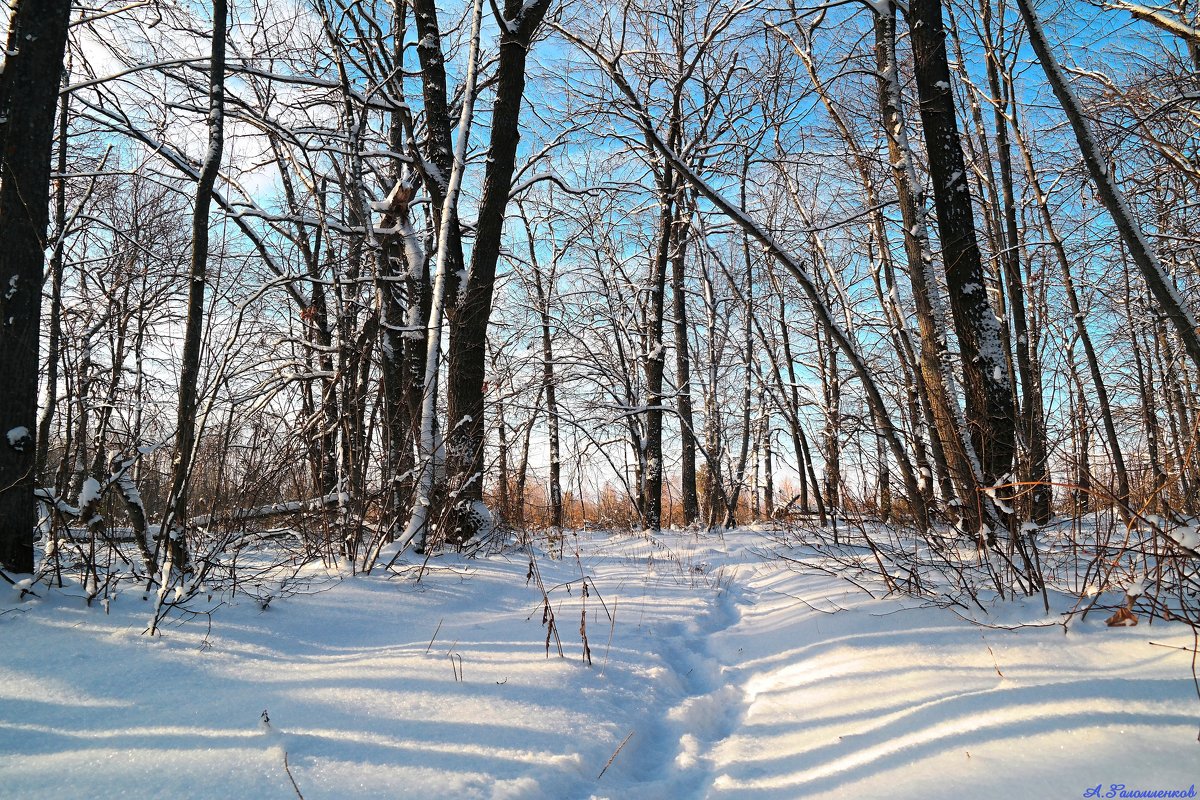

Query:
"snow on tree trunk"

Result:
[[908, 0, 1017, 517], [872, 2, 1001, 534], [402, 0, 484, 553], [0, 0, 72, 574], [978, 0, 1051, 524], [640, 168, 673, 531], [443, 0, 554, 544]]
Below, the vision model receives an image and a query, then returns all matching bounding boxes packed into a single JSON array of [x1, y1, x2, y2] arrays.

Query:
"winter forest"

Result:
[[2, 0, 1200, 796]]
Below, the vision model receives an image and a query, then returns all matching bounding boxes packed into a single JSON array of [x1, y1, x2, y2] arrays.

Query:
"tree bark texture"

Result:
[[444, 0, 553, 542], [909, 0, 1017, 494], [0, 0, 72, 573]]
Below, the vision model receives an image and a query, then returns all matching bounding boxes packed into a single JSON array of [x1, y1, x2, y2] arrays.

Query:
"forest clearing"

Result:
[[2, 0, 1200, 794], [4, 525, 1197, 799]]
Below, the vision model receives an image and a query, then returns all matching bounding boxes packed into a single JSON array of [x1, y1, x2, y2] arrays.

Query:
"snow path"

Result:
[[2, 528, 1198, 799]]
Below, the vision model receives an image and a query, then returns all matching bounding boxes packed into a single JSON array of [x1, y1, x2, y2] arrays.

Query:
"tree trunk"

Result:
[[1018, 0, 1200, 372], [797, 28, 937, 515], [0, 0, 72, 573], [514, 392, 542, 530], [403, 0, 483, 553], [377, 179, 422, 535], [410, 0, 466, 276], [770, 282, 820, 521], [763, 426, 775, 518], [1126, 268, 1165, 512], [444, 0, 553, 543], [878, 435, 893, 522], [670, 206, 700, 525], [873, 3, 990, 530], [36, 73, 70, 483], [161, 0, 227, 581], [725, 204, 757, 528], [639, 172, 673, 531], [978, 0, 1051, 523], [528, 245, 564, 530], [909, 0, 1016, 509], [495, 380, 510, 521], [1009, 101, 1130, 514], [1073, 374, 1091, 515], [820, 326, 841, 515]]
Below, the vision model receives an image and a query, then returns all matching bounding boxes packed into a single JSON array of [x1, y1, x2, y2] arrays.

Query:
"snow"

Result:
[[116, 471, 143, 509], [1167, 525, 1200, 550], [78, 477, 102, 508], [6, 426, 30, 450], [2, 527, 1196, 799]]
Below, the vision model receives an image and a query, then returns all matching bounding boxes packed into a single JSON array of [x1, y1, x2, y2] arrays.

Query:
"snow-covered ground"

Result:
[[2, 527, 1197, 799]]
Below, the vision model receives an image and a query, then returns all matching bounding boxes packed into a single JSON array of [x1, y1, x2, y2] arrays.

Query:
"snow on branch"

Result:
[[1103, 0, 1200, 43], [190, 493, 348, 528]]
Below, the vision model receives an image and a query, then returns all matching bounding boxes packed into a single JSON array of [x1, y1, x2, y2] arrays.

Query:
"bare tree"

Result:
[[1018, 0, 1200, 372], [908, 0, 1016, 533], [0, 0, 72, 574], [157, 0, 227, 595], [443, 0, 556, 543]]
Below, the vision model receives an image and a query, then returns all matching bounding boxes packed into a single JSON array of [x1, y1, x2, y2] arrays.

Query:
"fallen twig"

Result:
[[597, 730, 634, 780]]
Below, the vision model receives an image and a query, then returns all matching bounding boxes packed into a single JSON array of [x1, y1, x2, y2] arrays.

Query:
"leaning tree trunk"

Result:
[[1017, 0, 1200, 372], [443, 0, 554, 544], [160, 0, 227, 583], [0, 0, 72, 573]]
